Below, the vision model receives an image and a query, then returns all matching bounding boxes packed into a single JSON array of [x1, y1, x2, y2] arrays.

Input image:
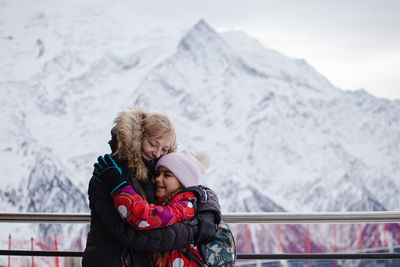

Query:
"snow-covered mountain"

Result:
[[1, 0, 400, 261]]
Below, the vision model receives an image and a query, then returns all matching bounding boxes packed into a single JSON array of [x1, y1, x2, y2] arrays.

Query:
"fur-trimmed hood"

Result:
[[108, 107, 149, 181]]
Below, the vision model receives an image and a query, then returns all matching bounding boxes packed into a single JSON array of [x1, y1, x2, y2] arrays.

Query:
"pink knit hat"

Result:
[[155, 150, 209, 187]]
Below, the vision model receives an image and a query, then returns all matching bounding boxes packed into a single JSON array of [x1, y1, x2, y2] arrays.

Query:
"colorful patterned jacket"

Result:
[[113, 185, 205, 266]]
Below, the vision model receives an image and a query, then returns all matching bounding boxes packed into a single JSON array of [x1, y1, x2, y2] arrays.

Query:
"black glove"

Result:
[[93, 154, 127, 194], [195, 211, 217, 244]]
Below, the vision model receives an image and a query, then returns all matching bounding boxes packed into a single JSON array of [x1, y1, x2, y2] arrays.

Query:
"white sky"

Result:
[[125, 0, 400, 100]]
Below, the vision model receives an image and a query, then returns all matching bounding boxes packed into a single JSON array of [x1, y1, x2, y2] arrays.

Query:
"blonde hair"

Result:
[[142, 112, 177, 149], [113, 107, 177, 181]]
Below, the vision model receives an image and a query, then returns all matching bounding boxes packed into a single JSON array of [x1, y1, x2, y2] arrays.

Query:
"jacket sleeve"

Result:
[[197, 185, 222, 222], [89, 177, 197, 252], [187, 185, 222, 244], [112, 185, 196, 230]]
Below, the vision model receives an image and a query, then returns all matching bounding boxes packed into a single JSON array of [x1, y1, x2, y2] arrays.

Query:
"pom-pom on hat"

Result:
[[155, 150, 210, 188]]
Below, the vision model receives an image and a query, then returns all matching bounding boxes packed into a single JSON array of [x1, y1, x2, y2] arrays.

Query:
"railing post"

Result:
[[376, 224, 379, 250], [277, 224, 281, 253], [359, 224, 363, 264], [277, 224, 281, 267], [306, 224, 310, 267], [359, 224, 363, 251], [334, 224, 337, 266], [306, 224, 310, 253], [8, 233, 11, 267], [31, 237, 34, 267], [384, 223, 387, 248]]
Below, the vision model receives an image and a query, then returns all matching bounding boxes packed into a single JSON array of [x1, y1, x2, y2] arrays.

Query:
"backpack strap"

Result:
[[179, 247, 204, 266]]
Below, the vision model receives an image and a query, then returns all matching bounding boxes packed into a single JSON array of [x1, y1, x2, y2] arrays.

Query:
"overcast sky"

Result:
[[125, 0, 400, 100]]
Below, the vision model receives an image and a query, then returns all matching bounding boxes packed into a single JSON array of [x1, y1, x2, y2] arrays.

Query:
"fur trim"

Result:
[[112, 107, 149, 181]]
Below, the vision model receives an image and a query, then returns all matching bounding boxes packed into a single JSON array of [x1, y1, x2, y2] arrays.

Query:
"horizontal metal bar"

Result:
[[0, 213, 90, 223], [0, 250, 83, 257], [1, 211, 400, 224], [1, 250, 400, 260], [222, 211, 400, 224], [238, 253, 400, 260]]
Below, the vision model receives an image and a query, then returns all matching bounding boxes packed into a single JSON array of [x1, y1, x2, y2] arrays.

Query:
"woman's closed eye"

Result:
[[150, 141, 157, 147]]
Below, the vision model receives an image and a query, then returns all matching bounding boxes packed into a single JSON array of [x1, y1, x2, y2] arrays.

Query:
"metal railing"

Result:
[[1, 211, 400, 261], [2, 211, 400, 224]]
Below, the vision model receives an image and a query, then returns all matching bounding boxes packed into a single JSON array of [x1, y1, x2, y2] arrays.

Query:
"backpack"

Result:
[[182, 220, 236, 266]]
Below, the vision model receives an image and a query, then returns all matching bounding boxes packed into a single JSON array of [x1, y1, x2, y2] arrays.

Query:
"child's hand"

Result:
[[93, 154, 127, 194]]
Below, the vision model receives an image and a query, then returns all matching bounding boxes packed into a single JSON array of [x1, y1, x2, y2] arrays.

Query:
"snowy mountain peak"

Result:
[[181, 18, 220, 41], [193, 18, 215, 33], [177, 19, 231, 60]]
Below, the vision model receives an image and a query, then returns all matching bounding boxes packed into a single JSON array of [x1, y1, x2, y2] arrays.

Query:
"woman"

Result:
[[82, 107, 221, 267]]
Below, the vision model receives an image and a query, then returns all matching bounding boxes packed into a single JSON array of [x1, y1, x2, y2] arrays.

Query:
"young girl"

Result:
[[94, 150, 211, 266]]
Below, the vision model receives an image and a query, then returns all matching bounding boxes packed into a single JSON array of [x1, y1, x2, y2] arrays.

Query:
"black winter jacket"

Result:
[[82, 160, 221, 267]]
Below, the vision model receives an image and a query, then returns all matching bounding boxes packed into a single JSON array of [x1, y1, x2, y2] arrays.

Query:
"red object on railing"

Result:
[[245, 224, 250, 253], [54, 234, 59, 267]]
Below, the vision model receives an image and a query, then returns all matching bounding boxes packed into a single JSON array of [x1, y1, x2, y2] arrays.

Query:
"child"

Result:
[[95, 150, 211, 266]]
